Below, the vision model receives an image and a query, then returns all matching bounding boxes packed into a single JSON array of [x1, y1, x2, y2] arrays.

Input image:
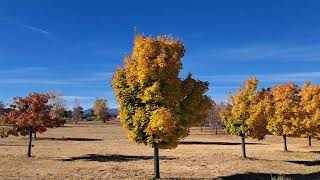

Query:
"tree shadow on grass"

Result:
[[179, 141, 265, 145], [287, 160, 320, 166], [215, 172, 320, 180], [61, 154, 176, 162], [36, 137, 103, 141], [0, 144, 27, 147], [310, 151, 320, 154]]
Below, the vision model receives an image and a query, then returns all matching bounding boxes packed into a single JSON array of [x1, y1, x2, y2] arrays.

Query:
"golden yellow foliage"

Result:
[[146, 108, 177, 148], [221, 77, 268, 140], [300, 82, 320, 137], [94, 98, 108, 123], [268, 83, 301, 137], [248, 88, 273, 140], [112, 35, 211, 149]]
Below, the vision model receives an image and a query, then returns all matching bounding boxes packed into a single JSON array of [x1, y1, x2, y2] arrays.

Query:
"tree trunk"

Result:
[[154, 147, 160, 179], [103, 119, 106, 123], [283, 135, 288, 151], [34, 132, 37, 139], [308, 136, 312, 147], [28, 131, 32, 157], [241, 135, 247, 159], [215, 127, 218, 135]]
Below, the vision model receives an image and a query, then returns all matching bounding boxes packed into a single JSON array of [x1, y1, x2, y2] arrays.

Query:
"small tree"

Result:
[[207, 101, 226, 135], [300, 82, 320, 146], [48, 92, 66, 119], [221, 77, 269, 159], [0, 101, 4, 115], [29, 92, 67, 139], [72, 99, 83, 124], [3, 93, 65, 157], [64, 110, 73, 118], [0, 114, 18, 138], [1, 102, 17, 138], [268, 83, 301, 151], [198, 109, 210, 132], [112, 35, 211, 179], [94, 98, 109, 123]]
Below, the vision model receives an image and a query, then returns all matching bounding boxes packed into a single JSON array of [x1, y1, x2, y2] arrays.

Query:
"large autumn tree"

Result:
[[300, 82, 320, 146], [3, 93, 65, 157], [94, 98, 109, 123], [268, 83, 302, 151], [112, 35, 211, 179], [221, 77, 270, 159]]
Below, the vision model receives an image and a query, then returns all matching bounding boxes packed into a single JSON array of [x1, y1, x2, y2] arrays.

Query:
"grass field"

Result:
[[1, 120, 320, 179]]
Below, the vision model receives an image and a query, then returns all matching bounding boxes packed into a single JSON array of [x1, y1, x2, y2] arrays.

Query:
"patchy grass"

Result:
[[1, 120, 320, 179]]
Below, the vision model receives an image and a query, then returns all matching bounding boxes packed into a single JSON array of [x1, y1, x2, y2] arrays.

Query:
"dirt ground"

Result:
[[0, 120, 320, 180]]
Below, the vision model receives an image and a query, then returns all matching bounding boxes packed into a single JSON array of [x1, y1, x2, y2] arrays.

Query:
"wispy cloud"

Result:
[[0, 66, 116, 109], [0, 67, 48, 75], [0, 17, 55, 39], [63, 96, 96, 101], [200, 71, 320, 83], [189, 44, 320, 62], [19, 24, 51, 35], [202, 72, 320, 102], [0, 66, 113, 86], [94, 72, 114, 78]]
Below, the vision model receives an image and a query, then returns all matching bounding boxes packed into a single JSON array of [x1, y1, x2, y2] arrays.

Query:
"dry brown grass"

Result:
[[1, 120, 320, 179]]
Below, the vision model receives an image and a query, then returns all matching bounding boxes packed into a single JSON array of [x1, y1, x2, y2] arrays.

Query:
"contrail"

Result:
[[0, 17, 56, 39]]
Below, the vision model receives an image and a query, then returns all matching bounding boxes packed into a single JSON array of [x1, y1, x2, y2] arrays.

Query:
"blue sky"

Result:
[[1, 0, 320, 109]]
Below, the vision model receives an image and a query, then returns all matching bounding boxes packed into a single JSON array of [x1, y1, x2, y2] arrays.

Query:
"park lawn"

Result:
[[0, 120, 320, 179]]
